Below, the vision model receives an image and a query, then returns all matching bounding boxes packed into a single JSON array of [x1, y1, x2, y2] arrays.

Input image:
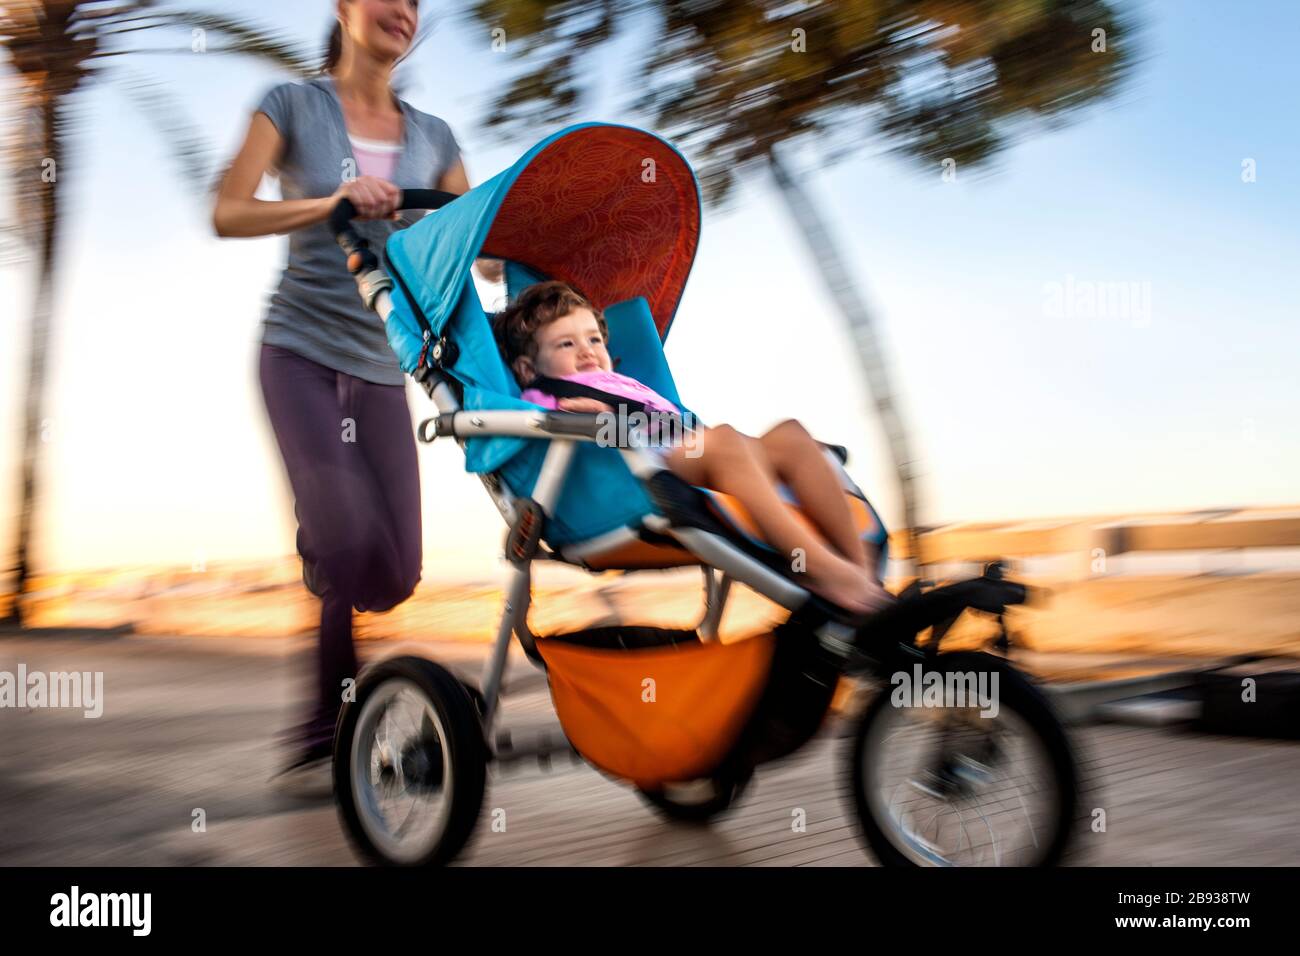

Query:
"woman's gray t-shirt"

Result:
[[255, 76, 460, 385]]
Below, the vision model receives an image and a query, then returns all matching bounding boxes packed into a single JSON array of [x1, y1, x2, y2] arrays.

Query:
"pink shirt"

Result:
[[349, 134, 401, 182], [520, 370, 680, 416]]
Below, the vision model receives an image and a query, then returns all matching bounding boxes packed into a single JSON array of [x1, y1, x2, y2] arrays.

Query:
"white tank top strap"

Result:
[[347, 134, 403, 153]]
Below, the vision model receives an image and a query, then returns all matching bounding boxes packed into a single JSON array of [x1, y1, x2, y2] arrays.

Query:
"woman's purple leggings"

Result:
[[259, 343, 422, 750]]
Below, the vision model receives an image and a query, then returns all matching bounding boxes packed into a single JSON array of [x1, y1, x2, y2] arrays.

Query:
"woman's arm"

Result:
[[439, 156, 506, 283], [435, 155, 471, 196], [212, 112, 400, 238]]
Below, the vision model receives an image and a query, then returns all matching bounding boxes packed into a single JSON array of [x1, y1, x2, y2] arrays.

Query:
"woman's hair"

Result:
[[492, 280, 608, 366], [322, 20, 343, 74]]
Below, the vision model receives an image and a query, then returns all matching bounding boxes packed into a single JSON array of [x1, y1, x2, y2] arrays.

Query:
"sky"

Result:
[[0, 0, 1297, 581]]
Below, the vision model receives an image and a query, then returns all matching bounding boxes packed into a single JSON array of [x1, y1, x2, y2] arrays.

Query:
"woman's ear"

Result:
[[336, 1, 352, 36]]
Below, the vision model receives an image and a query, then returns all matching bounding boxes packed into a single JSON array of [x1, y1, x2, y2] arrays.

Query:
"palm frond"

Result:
[[113, 64, 214, 191], [87, 8, 316, 76]]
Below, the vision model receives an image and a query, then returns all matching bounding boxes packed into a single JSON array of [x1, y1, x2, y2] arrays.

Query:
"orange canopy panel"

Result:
[[536, 632, 777, 787]]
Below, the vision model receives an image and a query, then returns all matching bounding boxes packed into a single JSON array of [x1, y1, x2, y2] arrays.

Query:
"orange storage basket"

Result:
[[535, 632, 777, 787]]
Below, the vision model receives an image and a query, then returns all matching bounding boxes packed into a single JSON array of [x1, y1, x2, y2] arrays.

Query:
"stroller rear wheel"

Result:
[[848, 651, 1077, 867], [637, 768, 751, 824], [334, 656, 487, 866]]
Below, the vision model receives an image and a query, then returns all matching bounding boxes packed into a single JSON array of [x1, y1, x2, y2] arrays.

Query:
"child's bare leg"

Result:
[[759, 420, 868, 568], [662, 425, 874, 613]]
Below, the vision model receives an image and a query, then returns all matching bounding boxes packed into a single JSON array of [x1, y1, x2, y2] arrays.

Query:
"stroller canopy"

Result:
[[385, 122, 702, 345]]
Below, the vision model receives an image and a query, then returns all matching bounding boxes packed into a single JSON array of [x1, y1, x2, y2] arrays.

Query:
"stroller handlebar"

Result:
[[330, 188, 461, 277]]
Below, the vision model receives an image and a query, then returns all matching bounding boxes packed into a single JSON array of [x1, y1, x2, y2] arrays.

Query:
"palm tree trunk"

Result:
[[764, 144, 923, 574], [3, 92, 61, 628]]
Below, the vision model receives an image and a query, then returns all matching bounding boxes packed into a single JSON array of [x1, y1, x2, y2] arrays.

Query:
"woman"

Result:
[[214, 0, 500, 776]]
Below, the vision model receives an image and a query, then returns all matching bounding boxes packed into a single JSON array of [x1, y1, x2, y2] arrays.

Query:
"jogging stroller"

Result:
[[327, 122, 1079, 867]]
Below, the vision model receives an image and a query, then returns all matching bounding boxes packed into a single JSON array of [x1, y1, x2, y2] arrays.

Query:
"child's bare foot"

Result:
[[805, 559, 890, 616], [860, 579, 894, 614]]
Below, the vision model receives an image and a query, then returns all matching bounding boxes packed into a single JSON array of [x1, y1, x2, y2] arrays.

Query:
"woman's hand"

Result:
[[331, 176, 402, 221], [557, 397, 613, 413]]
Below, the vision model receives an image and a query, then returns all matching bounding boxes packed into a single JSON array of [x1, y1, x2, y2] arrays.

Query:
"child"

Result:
[[492, 280, 892, 616]]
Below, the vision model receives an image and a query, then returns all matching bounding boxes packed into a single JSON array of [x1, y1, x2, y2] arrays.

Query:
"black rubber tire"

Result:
[[637, 769, 751, 824], [848, 651, 1077, 867], [334, 656, 487, 866]]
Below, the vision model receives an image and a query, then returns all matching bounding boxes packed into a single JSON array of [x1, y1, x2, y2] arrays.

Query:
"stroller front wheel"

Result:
[[848, 651, 1078, 867], [334, 656, 487, 866]]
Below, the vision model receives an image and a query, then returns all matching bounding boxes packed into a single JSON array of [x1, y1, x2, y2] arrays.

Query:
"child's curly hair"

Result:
[[491, 279, 609, 367]]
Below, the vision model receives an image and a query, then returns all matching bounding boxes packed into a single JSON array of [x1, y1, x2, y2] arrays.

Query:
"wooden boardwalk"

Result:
[[1, 633, 1298, 866]]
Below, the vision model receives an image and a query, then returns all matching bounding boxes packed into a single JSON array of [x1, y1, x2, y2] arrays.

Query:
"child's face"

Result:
[[516, 307, 612, 381]]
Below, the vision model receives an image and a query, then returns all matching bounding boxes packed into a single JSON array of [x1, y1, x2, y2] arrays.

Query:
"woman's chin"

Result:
[[370, 35, 410, 61]]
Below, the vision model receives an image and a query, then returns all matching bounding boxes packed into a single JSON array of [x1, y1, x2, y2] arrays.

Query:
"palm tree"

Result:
[[465, 0, 1137, 572], [0, 1, 316, 626]]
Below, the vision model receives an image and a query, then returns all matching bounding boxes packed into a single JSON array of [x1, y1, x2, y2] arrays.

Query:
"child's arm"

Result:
[[519, 385, 611, 414], [556, 397, 613, 413]]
